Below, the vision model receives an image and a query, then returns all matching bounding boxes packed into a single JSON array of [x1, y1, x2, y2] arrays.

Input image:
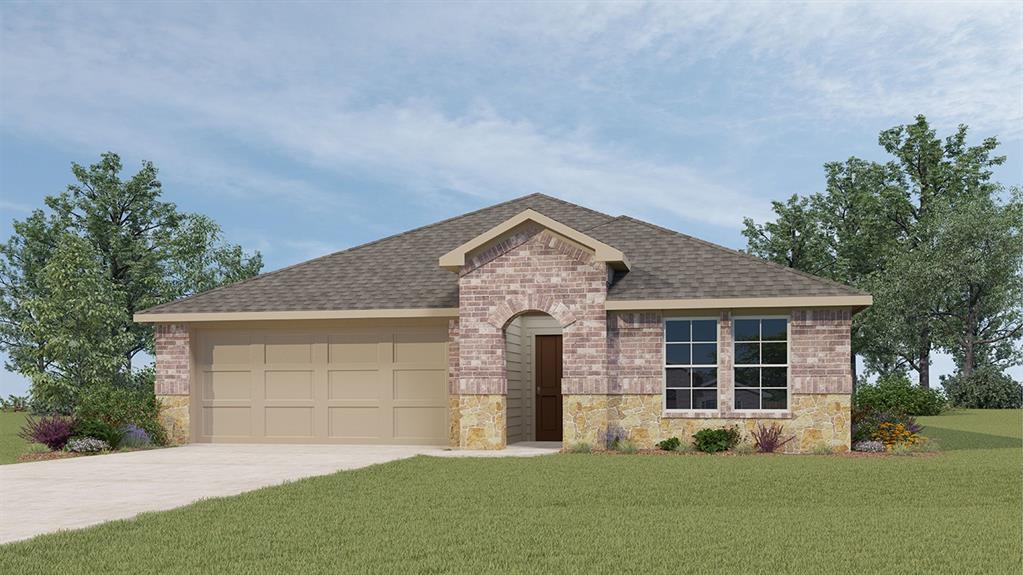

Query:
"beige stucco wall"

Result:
[[564, 394, 850, 453]]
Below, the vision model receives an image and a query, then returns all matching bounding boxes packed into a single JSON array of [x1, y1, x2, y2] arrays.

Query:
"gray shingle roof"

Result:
[[139, 193, 864, 315]]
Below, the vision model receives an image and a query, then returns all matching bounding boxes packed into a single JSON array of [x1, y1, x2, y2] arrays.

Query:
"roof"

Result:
[[137, 193, 868, 317]]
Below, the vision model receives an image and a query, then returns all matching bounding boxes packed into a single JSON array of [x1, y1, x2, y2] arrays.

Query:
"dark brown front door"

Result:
[[535, 335, 563, 441]]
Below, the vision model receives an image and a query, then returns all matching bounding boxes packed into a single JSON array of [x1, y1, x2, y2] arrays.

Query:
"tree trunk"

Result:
[[918, 345, 930, 388], [963, 301, 978, 378], [850, 352, 858, 396]]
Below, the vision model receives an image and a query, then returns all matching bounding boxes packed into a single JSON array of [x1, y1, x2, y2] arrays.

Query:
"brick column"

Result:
[[154, 323, 190, 444]]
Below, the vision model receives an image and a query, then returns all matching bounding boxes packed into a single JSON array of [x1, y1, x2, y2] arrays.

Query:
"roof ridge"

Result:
[[614, 216, 868, 295], [141, 193, 605, 314]]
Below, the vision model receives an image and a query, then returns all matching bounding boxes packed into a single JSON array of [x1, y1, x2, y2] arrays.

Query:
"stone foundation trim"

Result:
[[156, 395, 190, 445], [456, 394, 506, 449]]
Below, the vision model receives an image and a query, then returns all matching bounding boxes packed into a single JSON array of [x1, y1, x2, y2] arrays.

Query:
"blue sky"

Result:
[[1, 2, 1021, 395]]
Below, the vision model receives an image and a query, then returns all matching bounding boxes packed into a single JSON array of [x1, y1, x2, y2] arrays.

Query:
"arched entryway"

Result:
[[504, 312, 563, 443]]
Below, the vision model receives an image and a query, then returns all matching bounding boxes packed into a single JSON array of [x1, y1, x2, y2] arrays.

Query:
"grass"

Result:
[[0, 411, 33, 465], [1, 409, 1020, 574]]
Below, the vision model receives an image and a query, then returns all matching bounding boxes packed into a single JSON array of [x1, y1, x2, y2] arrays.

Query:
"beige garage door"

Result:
[[194, 321, 448, 444]]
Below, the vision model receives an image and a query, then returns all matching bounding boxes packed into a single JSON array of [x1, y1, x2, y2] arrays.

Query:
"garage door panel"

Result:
[[329, 407, 380, 439], [328, 370, 380, 400], [197, 323, 447, 444], [202, 371, 252, 401], [265, 370, 314, 400], [202, 406, 252, 437], [393, 407, 446, 441], [265, 333, 314, 364], [393, 369, 446, 402], [265, 407, 314, 438]]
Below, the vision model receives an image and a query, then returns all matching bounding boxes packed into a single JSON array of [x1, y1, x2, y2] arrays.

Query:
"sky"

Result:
[[1, 1, 1021, 396]]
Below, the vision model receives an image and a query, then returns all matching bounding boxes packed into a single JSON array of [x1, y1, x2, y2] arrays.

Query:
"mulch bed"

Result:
[[562, 448, 939, 458], [16, 451, 86, 463]]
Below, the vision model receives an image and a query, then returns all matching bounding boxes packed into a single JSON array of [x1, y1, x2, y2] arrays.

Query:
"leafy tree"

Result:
[[0, 152, 262, 411], [743, 116, 1015, 388]]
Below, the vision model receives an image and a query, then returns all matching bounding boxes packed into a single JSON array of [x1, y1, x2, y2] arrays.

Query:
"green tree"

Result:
[[0, 152, 262, 411]]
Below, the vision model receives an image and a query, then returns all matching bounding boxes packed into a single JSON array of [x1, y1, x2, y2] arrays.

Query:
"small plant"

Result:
[[889, 442, 915, 456], [119, 424, 152, 448], [615, 439, 639, 454], [19, 416, 77, 451], [692, 427, 741, 453], [812, 442, 833, 455], [24, 443, 50, 455], [656, 437, 681, 451], [75, 419, 125, 449], [751, 422, 794, 453], [567, 442, 592, 453], [672, 441, 696, 454], [733, 442, 755, 455], [872, 422, 921, 449], [599, 424, 629, 450], [66, 437, 110, 453], [852, 440, 885, 453], [852, 408, 922, 443], [908, 437, 941, 453]]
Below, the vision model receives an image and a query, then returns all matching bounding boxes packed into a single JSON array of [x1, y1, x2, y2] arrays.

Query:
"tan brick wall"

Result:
[[791, 308, 853, 394], [564, 393, 850, 453], [154, 323, 190, 395], [456, 226, 609, 396]]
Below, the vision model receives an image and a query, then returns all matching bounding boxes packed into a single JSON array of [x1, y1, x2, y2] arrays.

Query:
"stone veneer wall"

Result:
[[154, 323, 191, 444], [453, 225, 609, 449]]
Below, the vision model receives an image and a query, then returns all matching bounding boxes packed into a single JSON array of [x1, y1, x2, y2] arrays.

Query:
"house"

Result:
[[136, 194, 870, 452]]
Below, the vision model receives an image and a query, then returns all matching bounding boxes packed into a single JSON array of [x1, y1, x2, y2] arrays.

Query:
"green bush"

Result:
[[656, 437, 681, 451], [74, 419, 124, 448], [615, 439, 639, 454], [74, 384, 167, 446], [567, 442, 592, 453], [941, 367, 1023, 409], [854, 373, 947, 416], [692, 427, 741, 453]]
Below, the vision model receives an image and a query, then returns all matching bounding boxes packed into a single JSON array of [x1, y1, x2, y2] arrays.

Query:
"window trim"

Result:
[[662, 316, 719, 413], [732, 315, 790, 411]]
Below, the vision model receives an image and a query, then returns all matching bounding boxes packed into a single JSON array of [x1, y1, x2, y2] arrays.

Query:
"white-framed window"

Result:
[[733, 317, 789, 410], [664, 318, 718, 410]]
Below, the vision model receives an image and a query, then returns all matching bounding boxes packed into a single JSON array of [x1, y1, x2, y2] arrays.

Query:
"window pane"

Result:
[[762, 389, 788, 409], [691, 320, 717, 342], [762, 319, 787, 341], [691, 343, 717, 365], [665, 388, 691, 409], [666, 344, 691, 365], [691, 368, 717, 388], [735, 367, 760, 388], [665, 368, 690, 388], [692, 389, 717, 409], [734, 342, 760, 365], [734, 389, 760, 410], [762, 342, 787, 364], [734, 319, 759, 342], [665, 320, 691, 343], [762, 367, 787, 388]]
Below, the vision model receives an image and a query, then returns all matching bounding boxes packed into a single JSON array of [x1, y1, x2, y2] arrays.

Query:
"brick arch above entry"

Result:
[[486, 295, 578, 330]]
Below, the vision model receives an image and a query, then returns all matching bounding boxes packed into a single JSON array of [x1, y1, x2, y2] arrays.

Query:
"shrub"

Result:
[[119, 424, 152, 449], [852, 440, 885, 453], [941, 367, 1023, 409], [693, 427, 741, 453], [851, 408, 921, 443], [673, 441, 696, 454], [656, 437, 681, 451], [18, 416, 77, 451], [871, 422, 921, 449], [615, 439, 639, 454], [599, 424, 628, 450], [24, 443, 50, 455], [75, 384, 167, 446], [66, 437, 110, 453], [854, 373, 947, 416], [889, 442, 915, 456], [751, 422, 794, 453], [567, 442, 592, 453], [812, 442, 833, 455], [75, 419, 125, 448]]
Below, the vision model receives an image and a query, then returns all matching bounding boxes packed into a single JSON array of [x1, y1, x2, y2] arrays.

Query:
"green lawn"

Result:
[[0, 411, 32, 464], [1, 409, 1020, 574]]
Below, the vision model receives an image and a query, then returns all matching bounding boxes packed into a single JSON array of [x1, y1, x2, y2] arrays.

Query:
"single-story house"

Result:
[[136, 194, 870, 452]]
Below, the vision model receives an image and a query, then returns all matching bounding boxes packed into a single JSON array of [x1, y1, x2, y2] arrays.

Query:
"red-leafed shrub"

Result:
[[751, 422, 794, 453], [19, 416, 77, 451]]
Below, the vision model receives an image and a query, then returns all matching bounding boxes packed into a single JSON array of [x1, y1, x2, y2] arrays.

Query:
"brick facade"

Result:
[[154, 323, 190, 395], [791, 308, 853, 394]]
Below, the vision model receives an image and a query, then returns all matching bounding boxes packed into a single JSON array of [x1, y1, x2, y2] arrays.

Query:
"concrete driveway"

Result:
[[0, 442, 558, 544]]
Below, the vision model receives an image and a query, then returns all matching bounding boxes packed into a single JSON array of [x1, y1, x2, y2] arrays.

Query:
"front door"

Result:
[[535, 335, 563, 441]]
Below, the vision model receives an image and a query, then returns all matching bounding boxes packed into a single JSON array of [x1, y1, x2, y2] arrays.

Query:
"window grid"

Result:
[[733, 317, 789, 411], [664, 318, 718, 411]]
